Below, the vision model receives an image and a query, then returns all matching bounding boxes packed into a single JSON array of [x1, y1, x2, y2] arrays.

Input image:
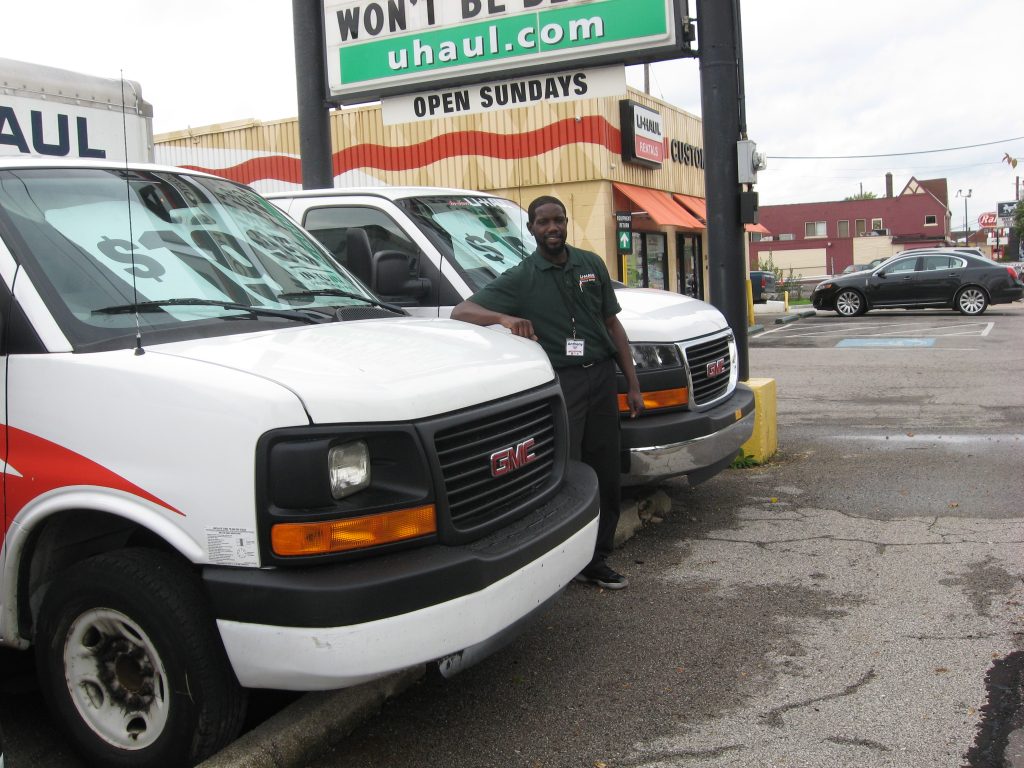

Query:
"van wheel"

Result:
[[35, 549, 247, 768]]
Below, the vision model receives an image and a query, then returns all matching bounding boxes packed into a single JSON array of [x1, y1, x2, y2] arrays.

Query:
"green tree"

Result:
[[844, 191, 878, 201]]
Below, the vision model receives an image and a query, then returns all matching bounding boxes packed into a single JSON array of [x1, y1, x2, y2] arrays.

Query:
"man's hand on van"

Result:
[[452, 300, 538, 341]]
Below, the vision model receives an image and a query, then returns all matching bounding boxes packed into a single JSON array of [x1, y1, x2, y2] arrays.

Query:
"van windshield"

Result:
[[397, 195, 536, 293], [0, 168, 378, 350]]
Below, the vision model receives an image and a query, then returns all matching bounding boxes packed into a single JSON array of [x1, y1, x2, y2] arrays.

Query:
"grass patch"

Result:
[[730, 449, 760, 469]]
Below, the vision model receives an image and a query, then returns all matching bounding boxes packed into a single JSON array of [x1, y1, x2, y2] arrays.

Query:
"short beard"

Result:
[[537, 237, 566, 259]]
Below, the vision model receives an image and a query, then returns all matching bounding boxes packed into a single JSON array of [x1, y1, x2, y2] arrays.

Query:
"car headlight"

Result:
[[815, 281, 834, 291], [630, 343, 682, 370], [328, 440, 370, 499]]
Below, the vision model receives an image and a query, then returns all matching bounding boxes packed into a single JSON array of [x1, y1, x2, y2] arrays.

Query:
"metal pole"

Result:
[[958, 198, 966, 246], [292, 0, 334, 189], [697, 0, 749, 380]]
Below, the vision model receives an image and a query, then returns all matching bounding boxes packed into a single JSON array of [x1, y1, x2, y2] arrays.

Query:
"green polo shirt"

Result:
[[468, 245, 621, 368]]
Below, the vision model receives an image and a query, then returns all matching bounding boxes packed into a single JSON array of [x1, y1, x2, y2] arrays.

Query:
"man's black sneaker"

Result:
[[574, 562, 629, 590]]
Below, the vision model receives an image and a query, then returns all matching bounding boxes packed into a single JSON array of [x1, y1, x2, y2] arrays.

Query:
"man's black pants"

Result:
[[555, 359, 621, 564]]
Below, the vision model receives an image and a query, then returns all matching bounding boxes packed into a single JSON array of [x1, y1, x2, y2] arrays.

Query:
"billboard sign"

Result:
[[324, 0, 691, 104], [381, 65, 626, 124], [978, 212, 997, 228], [997, 200, 1017, 227]]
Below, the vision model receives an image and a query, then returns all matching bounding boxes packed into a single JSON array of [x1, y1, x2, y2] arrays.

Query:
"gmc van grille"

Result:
[[434, 399, 556, 531], [683, 334, 732, 405]]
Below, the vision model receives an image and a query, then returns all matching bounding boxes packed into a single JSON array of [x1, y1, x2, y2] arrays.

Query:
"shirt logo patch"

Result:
[[578, 272, 598, 289]]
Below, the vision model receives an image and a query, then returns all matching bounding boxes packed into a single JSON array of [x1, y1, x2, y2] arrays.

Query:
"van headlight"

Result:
[[630, 343, 682, 370], [328, 440, 370, 499]]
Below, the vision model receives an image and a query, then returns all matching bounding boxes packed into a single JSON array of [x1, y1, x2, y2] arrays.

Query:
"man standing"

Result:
[[451, 196, 644, 589]]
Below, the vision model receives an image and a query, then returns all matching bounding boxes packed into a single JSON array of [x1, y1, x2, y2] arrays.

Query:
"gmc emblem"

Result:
[[490, 438, 537, 478], [706, 357, 726, 378]]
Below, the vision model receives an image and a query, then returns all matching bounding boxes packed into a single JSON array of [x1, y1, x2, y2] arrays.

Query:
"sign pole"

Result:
[[697, 0, 749, 381], [293, 0, 333, 189]]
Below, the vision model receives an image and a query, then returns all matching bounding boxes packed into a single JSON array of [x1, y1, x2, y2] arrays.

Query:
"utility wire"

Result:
[[769, 136, 1024, 161]]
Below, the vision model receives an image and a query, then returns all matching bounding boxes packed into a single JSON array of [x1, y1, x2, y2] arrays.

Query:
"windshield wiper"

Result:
[[93, 298, 321, 324], [276, 289, 405, 315]]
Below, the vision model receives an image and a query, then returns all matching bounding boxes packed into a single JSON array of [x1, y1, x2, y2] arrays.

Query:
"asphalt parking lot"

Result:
[[751, 304, 1017, 350], [4, 302, 1022, 767]]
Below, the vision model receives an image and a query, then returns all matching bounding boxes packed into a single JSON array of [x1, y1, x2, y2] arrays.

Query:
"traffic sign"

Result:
[[616, 212, 632, 254]]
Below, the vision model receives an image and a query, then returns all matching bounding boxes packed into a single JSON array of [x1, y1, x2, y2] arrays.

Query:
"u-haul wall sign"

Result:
[[619, 99, 664, 168], [324, 0, 691, 104]]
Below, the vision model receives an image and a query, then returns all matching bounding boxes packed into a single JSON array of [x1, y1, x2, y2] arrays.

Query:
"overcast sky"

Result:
[[3, 0, 1021, 229]]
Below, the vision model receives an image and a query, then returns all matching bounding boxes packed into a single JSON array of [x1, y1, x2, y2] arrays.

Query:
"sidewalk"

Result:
[[750, 300, 817, 333]]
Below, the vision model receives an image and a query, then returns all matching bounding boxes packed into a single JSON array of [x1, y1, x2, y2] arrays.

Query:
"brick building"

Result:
[[749, 174, 952, 278]]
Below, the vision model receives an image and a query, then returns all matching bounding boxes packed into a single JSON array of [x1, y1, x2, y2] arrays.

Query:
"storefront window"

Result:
[[623, 232, 644, 287], [645, 233, 666, 290], [622, 231, 667, 289]]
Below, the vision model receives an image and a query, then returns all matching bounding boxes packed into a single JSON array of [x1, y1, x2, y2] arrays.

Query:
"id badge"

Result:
[[565, 338, 585, 357]]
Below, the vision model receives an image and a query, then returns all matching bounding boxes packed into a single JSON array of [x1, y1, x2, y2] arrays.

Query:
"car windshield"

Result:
[[397, 194, 535, 292], [0, 168, 377, 350]]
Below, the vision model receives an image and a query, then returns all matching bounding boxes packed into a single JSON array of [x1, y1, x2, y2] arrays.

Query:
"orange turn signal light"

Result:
[[272, 505, 437, 556], [618, 387, 688, 413]]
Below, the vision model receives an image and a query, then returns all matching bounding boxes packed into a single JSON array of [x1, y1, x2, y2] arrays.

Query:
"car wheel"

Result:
[[834, 289, 865, 317], [35, 549, 247, 768], [955, 287, 988, 315]]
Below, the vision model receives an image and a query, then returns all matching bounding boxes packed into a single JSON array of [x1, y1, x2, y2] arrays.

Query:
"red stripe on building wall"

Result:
[[182, 116, 621, 186]]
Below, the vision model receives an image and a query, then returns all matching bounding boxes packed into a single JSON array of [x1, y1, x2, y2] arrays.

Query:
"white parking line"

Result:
[[759, 319, 993, 340]]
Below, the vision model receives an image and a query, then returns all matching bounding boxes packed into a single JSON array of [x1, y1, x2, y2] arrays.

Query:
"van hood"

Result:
[[614, 287, 730, 342], [151, 318, 554, 424]]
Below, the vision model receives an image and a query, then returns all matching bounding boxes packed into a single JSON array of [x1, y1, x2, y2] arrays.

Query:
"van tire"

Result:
[[34, 548, 247, 768]]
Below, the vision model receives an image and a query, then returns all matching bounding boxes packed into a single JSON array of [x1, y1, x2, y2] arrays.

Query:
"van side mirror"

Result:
[[372, 251, 431, 303]]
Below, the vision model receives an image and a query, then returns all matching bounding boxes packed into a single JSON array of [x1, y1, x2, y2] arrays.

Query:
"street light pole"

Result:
[[956, 189, 972, 247]]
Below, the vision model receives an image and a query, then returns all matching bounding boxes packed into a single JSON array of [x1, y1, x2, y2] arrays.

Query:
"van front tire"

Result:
[[35, 549, 247, 768]]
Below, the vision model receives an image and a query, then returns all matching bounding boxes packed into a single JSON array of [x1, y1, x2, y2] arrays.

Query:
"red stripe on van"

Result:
[[1, 426, 182, 533]]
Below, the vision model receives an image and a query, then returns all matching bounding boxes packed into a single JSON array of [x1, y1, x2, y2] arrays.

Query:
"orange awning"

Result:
[[673, 193, 770, 235], [613, 183, 704, 229], [673, 194, 707, 224]]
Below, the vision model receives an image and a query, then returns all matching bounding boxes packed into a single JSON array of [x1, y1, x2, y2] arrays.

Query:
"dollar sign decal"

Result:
[[97, 236, 166, 281]]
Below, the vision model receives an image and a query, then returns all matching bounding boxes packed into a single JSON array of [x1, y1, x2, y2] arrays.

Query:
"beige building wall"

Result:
[[155, 87, 707, 295], [853, 236, 898, 263]]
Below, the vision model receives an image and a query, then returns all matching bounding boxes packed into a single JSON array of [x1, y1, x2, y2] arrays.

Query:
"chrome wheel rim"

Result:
[[958, 289, 985, 314], [836, 291, 860, 316]]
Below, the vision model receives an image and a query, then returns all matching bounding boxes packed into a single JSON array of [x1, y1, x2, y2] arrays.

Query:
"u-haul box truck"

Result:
[[1, 57, 153, 163], [0, 159, 598, 767]]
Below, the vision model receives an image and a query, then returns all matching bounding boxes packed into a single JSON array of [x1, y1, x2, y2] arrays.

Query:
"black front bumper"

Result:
[[202, 461, 599, 629]]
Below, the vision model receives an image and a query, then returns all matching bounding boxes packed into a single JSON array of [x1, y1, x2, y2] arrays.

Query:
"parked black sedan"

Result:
[[812, 250, 1024, 316]]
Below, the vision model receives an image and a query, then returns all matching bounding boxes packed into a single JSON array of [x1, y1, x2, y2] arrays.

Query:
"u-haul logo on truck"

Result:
[[0, 105, 107, 159], [490, 438, 537, 478], [0, 92, 150, 162]]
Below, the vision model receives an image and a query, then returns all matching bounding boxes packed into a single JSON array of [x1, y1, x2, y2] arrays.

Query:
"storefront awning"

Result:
[[673, 193, 771, 235], [613, 183, 704, 229], [673, 194, 707, 224]]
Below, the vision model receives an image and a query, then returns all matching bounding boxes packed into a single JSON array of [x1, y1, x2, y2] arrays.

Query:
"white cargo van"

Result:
[[268, 187, 756, 487], [0, 160, 598, 767]]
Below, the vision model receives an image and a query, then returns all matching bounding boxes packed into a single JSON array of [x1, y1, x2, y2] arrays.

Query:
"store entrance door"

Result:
[[676, 233, 704, 298]]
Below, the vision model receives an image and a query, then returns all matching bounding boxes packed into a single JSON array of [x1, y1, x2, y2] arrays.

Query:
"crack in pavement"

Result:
[[760, 669, 877, 727]]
